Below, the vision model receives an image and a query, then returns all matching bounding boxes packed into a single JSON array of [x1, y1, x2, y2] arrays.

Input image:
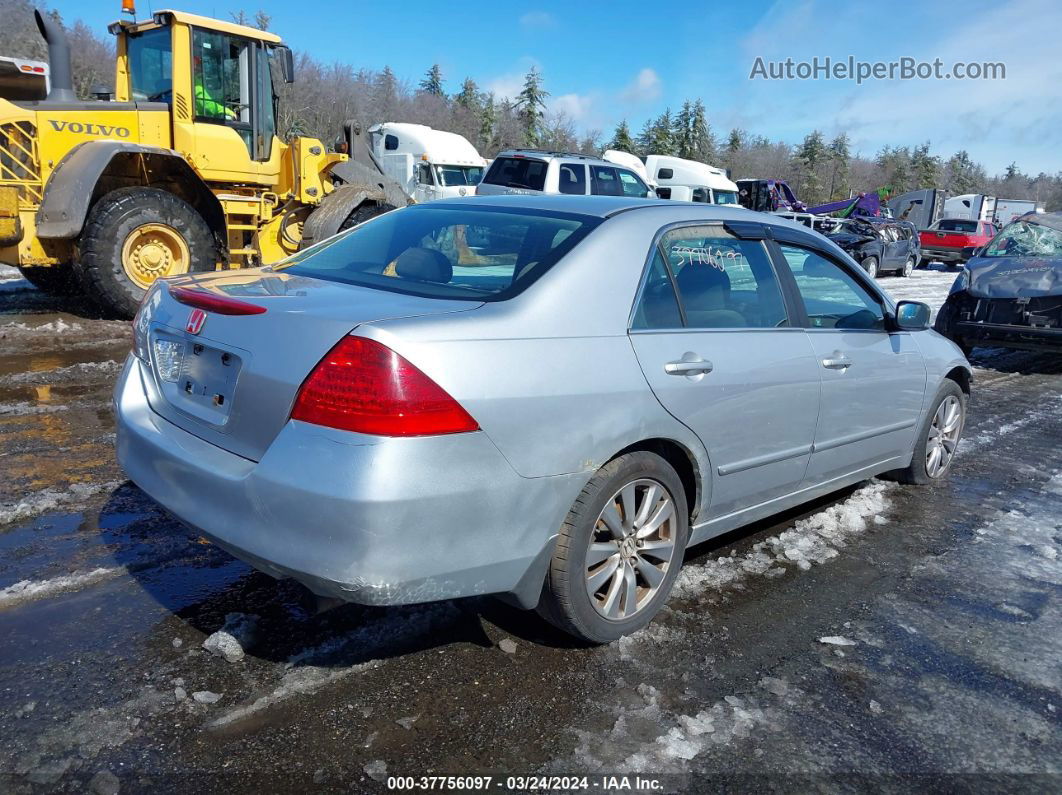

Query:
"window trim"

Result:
[[627, 220, 799, 333], [767, 238, 899, 334]]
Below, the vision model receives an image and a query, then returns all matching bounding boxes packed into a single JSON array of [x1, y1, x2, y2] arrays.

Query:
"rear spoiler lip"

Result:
[[168, 286, 267, 316]]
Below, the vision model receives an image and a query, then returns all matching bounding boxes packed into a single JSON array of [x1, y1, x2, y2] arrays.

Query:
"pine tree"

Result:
[[791, 130, 827, 204], [910, 143, 939, 187], [479, 94, 496, 152], [1004, 161, 1021, 181], [635, 119, 655, 156], [946, 150, 981, 194], [726, 129, 743, 154], [515, 66, 548, 147], [608, 120, 635, 152], [455, 77, 479, 111], [674, 101, 694, 159], [419, 64, 444, 96], [373, 66, 398, 119], [690, 100, 713, 162], [827, 133, 850, 199], [648, 108, 675, 156]]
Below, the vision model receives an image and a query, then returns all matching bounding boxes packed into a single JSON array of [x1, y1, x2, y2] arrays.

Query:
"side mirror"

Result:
[[894, 300, 931, 331], [276, 46, 295, 84], [961, 245, 982, 259]]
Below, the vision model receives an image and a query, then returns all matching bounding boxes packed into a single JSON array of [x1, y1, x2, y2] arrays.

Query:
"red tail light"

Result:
[[291, 336, 479, 437], [169, 286, 266, 316]]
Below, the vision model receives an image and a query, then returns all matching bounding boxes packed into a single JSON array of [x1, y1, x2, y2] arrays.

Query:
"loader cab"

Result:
[[114, 11, 293, 184]]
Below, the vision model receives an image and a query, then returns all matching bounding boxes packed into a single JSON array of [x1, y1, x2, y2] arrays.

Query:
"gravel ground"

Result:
[[0, 262, 1059, 793]]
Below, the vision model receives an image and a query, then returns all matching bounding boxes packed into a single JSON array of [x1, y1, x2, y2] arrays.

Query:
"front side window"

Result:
[[277, 205, 600, 301], [590, 165, 622, 196], [618, 169, 649, 198], [558, 163, 587, 195], [779, 244, 885, 330], [634, 226, 787, 329], [192, 29, 250, 125], [417, 163, 434, 185], [127, 26, 172, 101]]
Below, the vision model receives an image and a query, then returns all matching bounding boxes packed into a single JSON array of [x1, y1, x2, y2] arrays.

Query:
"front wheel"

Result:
[[861, 256, 878, 279], [76, 187, 216, 319], [890, 381, 966, 485], [17, 265, 80, 296], [537, 452, 689, 643]]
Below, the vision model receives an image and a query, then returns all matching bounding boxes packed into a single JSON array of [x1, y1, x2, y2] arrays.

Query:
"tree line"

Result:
[[2, 0, 1060, 211]]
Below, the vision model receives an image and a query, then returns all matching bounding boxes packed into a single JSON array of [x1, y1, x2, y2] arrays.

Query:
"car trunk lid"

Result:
[[139, 269, 482, 461]]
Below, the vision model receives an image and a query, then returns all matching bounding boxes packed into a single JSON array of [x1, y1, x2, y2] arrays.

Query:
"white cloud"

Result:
[[550, 92, 594, 122], [621, 68, 662, 104], [519, 11, 556, 30]]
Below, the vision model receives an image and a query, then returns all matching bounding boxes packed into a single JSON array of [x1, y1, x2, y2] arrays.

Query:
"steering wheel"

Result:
[[148, 89, 172, 102]]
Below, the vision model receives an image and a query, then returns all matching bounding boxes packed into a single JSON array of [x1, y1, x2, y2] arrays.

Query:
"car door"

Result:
[[628, 222, 821, 519], [772, 241, 927, 483]]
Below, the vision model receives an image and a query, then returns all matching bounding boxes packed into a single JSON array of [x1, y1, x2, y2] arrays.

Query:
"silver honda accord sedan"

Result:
[[115, 195, 971, 643]]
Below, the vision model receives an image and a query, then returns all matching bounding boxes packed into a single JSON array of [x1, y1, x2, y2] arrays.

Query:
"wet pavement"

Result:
[[0, 264, 1059, 792]]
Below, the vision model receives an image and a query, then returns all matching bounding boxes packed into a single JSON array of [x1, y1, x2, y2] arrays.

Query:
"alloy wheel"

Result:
[[926, 395, 962, 477], [585, 478, 678, 620]]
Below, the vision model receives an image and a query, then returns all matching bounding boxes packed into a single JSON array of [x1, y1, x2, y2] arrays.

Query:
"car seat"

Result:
[[675, 264, 746, 328]]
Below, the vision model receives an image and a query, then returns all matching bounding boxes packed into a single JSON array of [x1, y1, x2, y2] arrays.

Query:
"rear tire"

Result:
[[339, 203, 396, 232], [537, 452, 689, 644], [17, 265, 80, 296], [901, 256, 915, 277], [890, 380, 966, 485], [76, 187, 216, 319]]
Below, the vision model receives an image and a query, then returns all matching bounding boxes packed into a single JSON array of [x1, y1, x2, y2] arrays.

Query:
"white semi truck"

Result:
[[943, 193, 997, 223], [605, 151, 739, 204], [368, 123, 487, 203]]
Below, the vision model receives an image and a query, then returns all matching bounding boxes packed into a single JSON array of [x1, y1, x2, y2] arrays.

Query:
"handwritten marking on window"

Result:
[[670, 244, 739, 271]]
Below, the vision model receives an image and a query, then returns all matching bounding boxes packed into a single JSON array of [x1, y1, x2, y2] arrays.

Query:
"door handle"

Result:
[[821, 355, 852, 370], [665, 356, 713, 376]]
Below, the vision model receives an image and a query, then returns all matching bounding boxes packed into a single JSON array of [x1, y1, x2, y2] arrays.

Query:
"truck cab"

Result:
[[644, 155, 739, 205], [368, 122, 486, 203]]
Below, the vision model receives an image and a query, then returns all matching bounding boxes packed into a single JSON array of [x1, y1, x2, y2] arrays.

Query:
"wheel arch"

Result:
[[612, 437, 704, 524], [36, 141, 225, 245], [944, 364, 972, 396]]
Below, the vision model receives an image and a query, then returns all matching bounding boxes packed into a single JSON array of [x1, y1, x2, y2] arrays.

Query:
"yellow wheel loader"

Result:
[[0, 6, 408, 318]]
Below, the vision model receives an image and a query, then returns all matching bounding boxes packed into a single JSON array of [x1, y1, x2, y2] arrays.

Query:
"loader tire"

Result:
[[76, 187, 216, 319], [339, 203, 396, 232], [17, 265, 80, 296]]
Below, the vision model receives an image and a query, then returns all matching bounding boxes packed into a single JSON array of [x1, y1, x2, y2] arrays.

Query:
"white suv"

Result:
[[475, 149, 654, 198]]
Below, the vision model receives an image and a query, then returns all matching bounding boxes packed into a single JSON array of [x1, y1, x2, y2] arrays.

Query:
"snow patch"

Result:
[[0, 480, 122, 526], [1, 318, 82, 333], [818, 635, 858, 646], [1, 360, 122, 385], [673, 482, 891, 600], [0, 401, 68, 416], [0, 567, 121, 608]]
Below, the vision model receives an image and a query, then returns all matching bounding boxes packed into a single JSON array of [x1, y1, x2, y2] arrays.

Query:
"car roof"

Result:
[[428, 194, 759, 218]]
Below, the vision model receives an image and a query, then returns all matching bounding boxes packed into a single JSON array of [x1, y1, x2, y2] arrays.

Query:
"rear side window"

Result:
[[632, 225, 788, 329], [278, 205, 600, 301], [558, 163, 587, 195], [483, 157, 548, 191], [590, 165, 622, 196]]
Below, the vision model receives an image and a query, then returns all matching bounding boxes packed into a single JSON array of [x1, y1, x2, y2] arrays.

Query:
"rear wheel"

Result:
[[76, 187, 216, 319], [339, 203, 396, 232], [17, 265, 80, 296], [901, 256, 915, 277], [861, 256, 878, 278], [891, 380, 966, 485], [537, 452, 689, 643]]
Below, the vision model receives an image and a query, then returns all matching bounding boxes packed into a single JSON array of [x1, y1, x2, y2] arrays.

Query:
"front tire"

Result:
[[76, 187, 216, 319], [891, 380, 966, 485], [861, 256, 878, 279], [17, 265, 80, 296], [537, 452, 689, 643]]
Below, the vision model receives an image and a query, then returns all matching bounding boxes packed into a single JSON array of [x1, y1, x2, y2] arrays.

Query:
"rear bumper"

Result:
[[920, 246, 964, 262], [114, 356, 582, 606]]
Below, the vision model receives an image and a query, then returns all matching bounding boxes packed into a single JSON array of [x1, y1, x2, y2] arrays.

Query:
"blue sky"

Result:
[[52, 0, 1062, 175]]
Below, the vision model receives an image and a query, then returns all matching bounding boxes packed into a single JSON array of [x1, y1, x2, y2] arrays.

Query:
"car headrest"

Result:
[[395, 247, 453, 283], [675, 262, 731, 295]]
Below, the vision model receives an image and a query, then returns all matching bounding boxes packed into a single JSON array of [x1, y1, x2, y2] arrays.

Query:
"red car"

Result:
[[919, 218, 997, 268]]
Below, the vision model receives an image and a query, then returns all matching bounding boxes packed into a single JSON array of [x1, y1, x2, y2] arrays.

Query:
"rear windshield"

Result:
[[936, 219, 978, 232], [482, 157, 548, 191], [277, 205, 600, 301]]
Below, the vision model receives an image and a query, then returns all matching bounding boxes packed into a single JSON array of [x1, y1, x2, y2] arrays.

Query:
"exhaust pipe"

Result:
[[34, 9, 76, 102]]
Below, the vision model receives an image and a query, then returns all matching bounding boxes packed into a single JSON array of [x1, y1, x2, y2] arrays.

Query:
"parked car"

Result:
[[920, 218, 997, 268], [115, 196, 971, 643], [780, 214, 920, 278], [475, 149, 653, 199], [935, 212, 1062, 354]]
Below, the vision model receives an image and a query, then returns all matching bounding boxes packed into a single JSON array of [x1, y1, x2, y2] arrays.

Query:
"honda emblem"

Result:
[[186, 308, 206, 335]]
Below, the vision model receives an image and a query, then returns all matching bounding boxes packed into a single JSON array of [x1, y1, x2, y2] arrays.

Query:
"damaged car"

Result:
[[824, 218, 920, 278], [935, 212, 1062, 354]]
